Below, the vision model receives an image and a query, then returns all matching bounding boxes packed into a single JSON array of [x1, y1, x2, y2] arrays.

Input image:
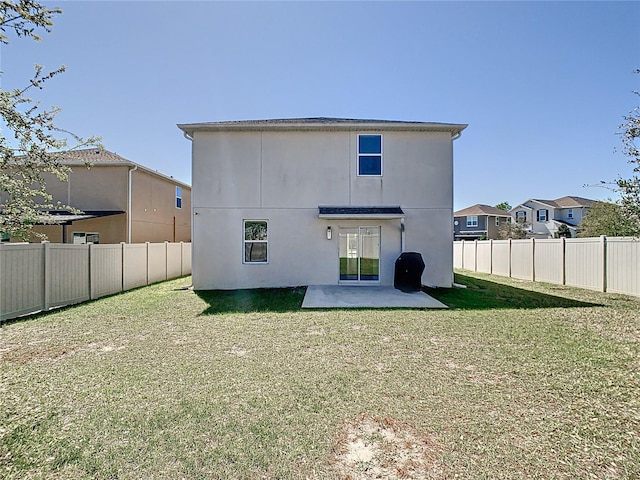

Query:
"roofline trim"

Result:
[[177, 120, 467, 136]]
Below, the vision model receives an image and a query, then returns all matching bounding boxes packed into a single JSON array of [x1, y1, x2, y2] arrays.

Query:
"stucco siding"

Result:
[[192, 131, 262, 208], [189, 123, 458, 290]]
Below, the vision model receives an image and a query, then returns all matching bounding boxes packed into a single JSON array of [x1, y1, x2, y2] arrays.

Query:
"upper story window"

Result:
[[537, 209, 548, 222], [516, 210, 527, 223], [466, 215, 478, 227], [176, 186, 182, 209], [357, 134, 382, 176], [567, 208, 573, 219], [244, 220, 268, 263]]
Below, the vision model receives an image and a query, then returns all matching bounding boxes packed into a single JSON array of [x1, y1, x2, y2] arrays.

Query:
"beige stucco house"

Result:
[[178, 117, 466, 290], [4, 149, 191, 244]]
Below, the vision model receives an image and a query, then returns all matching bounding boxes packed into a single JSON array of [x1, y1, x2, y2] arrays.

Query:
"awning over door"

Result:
[[318, 206, 404, 219]]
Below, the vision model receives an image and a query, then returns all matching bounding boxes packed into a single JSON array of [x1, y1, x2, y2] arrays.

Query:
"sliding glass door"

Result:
[[339, 227, 380, 282]]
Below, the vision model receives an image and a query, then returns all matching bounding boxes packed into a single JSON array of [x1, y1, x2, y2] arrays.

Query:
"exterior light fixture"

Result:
[[326, 226, 332, 240]]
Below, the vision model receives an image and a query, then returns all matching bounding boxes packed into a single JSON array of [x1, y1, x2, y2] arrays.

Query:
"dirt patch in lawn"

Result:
[[330, 415, 443, 479]]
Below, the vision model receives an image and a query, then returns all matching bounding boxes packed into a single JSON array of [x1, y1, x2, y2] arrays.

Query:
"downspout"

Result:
[[127, 165, 138, 243]]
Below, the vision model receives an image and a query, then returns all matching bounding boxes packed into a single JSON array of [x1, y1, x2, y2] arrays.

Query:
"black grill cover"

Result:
[[394, 252, 425, 292]]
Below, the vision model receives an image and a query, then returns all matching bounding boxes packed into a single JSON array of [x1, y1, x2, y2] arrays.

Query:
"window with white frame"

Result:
[[244, 220, 268, 263], [516, 210, 527, 223], [176, 186, 182, 209], [495, 217, 500, 226], [466, 215, 478, 227], [567, 208, 573, 219], [537, 209, 548, 222], [357, 134, 382, 176]]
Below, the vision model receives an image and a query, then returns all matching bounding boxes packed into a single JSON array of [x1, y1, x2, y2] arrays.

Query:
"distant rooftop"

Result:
[[454, 204, 512, 217]]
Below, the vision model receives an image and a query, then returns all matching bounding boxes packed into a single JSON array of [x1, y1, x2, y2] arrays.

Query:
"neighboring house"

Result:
[[178, 117, 467, 290], [453, 204, 511, 240], [509, 196, 595, 238], [2, 149, 191, 244]]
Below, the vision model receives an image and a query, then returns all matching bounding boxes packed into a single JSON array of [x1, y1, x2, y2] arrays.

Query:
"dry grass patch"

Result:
[[330, 415, 443, 479]]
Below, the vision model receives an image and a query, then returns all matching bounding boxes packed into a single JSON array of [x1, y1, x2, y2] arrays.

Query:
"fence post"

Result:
[[489, 239, 493, 274], [508, 238, 512, 278], [89, 243, 95, 300], [531, 238, 536, 282], [180, 241, 184, 276], [561, 236, 566, 286], [43, 241, 51, 311], [460, 240, 465, 270], [474, 239, 478, 272], [601, 235, 607, 293], [146, 242, 151, 286], [121, 242, 126, 292]]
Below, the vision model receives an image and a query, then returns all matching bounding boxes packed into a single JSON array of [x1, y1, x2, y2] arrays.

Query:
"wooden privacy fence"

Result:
[[0, 242, 192, 322], [454, 236, 640, 297]]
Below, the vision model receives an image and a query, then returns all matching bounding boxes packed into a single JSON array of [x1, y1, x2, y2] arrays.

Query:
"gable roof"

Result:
[[454, 204, 511, 217], [178, 117, 467, 136], [512, 196, 596, 211]]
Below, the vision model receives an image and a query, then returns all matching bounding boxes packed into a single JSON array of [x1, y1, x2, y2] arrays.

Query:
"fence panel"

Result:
[[148, 243, 168, 284], [167, 243, 183, 279], [606, 237, 640, 296], [453, 242, 463, 269], [462, 241, 476, 271], [181, 243, 192, 275], [91, 244, 123, 299], [565, 238, 604, 291], [0, 244, 45, 321], [534, 239, 564, 285], [476, 241, 492, 273], [123, 244, 148, 290], [48, 244, 90, 309], [491, 240, 510, 277], [510, 240, 532, 280]]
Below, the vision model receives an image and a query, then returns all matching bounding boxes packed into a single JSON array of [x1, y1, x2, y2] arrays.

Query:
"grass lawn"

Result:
[[1, 271, 639, 479]]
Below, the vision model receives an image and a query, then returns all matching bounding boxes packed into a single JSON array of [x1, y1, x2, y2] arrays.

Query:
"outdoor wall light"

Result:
[[326, 226, 332, 240]]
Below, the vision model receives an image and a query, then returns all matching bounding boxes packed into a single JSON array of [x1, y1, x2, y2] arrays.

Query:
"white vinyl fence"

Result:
[[454, 236, 640, 297], [0, 242, 192, 322]]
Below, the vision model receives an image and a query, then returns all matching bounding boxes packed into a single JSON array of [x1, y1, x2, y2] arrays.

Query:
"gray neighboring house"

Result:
[[453, 204, 512, 241], [178, 117, 467, 290], [510, 196, 596, 238]]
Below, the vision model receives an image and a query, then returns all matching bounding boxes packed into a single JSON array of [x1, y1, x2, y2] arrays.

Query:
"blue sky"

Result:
[[3, 0, 639, 211]]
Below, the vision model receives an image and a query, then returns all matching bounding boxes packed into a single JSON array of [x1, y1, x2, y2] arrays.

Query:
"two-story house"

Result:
[[453, 204, 512, 240], [3, 149, 191, 244], [510, 196, 595, 238], [178, 117, 467, 290]]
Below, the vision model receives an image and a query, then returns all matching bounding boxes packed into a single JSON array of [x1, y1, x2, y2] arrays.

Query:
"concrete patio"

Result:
[[301, 285, 448, 309]]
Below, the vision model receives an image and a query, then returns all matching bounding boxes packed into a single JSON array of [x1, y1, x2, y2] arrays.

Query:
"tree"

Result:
[[495, 201, 511, 212], [577, 201, 640, 237], [554, 223, 572, 238], [0, 1, 99, 240], [614, 69, 640, 232], [497, 218, 529, 239]]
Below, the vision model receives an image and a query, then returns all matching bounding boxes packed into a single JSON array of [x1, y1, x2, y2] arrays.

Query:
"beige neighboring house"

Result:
[[2, 149, 191, 244], [178, 117, 467, 290], [453, 204, 511, 240], [510, 196, 595, 238]]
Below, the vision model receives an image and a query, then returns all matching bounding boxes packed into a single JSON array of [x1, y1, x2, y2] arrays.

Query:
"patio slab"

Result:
[[301, 285, 448, 309]]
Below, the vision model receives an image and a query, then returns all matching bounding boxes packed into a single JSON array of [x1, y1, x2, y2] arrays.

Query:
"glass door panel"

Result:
[[338, 227, 380, 282], [339, 228, 359, 281], [359, 227, 380, 281]]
